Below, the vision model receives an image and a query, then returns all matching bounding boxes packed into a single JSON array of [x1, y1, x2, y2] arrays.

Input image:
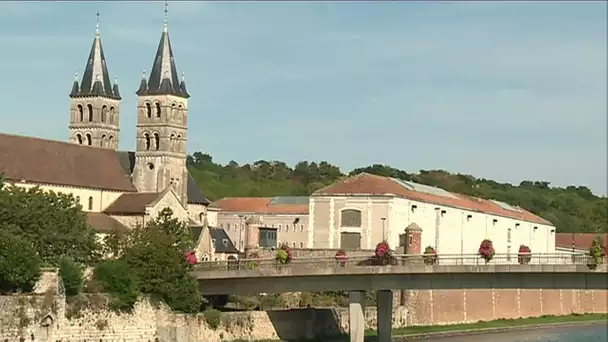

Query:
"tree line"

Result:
[[187, 152, 607, 234]]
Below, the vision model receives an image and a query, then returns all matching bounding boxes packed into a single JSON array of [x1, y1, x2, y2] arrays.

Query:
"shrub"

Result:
[[93, 260, 140, 312], [276, 244, 293, 264], [59, 256, 84, 296], [185, 251, 197, 265], [0, 230, 42, 293], [335, 250, 348, 266], [518, 245, 532, 265], [374, 241, 393, 265], [203, 308, 222, 329], [478, 239, 495, 263], [589, 237, 606, 265], [423, 246, 437, 265]]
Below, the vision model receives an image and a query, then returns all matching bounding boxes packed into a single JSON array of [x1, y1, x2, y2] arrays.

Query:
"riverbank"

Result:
[[237, 313, 608, 342]]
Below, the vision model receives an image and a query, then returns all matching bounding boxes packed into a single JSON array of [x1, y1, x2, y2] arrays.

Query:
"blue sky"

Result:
[[0, 1, 606, 195]]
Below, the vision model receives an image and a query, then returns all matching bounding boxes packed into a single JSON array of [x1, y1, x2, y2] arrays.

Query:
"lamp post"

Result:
[[381, 217, 387, 242]]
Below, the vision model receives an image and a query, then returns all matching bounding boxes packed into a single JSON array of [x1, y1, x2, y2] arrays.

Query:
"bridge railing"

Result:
[[195, 252, 592, 271]]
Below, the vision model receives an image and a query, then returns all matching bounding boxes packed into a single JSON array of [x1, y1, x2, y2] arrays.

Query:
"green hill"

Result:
[[187, 152, 607, 234]]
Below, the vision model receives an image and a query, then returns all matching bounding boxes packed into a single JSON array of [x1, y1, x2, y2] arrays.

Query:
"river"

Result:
[[411, 322, 608, 342]]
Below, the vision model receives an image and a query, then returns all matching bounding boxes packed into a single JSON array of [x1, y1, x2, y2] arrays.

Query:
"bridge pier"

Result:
[[376, 290, 393, 342], [349, 291, 366, 342]]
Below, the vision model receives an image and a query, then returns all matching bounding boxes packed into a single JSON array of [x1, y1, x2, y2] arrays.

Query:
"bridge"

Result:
[[194, 253, 607, 342]]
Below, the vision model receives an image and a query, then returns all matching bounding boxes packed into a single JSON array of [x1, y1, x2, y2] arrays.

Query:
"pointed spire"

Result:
[[113, 74, 121, 99], [71, 11, 117, 99], [136, 69, 148, 96], [69, 72, 80, 97], [138, 0, 188, 98]]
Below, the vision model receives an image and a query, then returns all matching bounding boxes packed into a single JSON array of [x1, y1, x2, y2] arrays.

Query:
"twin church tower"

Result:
[[67, 3, 190, 205]]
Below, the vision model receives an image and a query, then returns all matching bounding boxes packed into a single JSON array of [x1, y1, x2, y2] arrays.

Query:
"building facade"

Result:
[[308, 173, 556, 258], [211, 197, 309, 251]]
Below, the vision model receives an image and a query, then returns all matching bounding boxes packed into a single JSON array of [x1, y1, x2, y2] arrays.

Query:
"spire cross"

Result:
[[96, 11, 100, 36], [163, 1, 168, 33]]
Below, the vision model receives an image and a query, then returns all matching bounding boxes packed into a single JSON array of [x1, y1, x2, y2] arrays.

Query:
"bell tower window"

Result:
[[101, 105, 107, 122], [77, 105, 84, 122], [87, 104, 93, 122], [154, 133, 160, 150], [76, 134, 83, 145], [144, 133, 151, 150], [146, 102, 152, 118], [85, 133, 92, 146], [155, 102, 161, 118]]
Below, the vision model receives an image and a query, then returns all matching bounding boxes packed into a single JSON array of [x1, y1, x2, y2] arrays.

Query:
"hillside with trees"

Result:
[[187, 152, 607, 234]]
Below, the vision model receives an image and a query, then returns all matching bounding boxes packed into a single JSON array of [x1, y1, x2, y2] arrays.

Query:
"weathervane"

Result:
[[164, 1, 168, 32]]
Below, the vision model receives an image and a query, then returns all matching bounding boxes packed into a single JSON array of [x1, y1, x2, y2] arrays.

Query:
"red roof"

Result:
[[314, 173, 552, 225], [212, 197, 308, 214], [555, 233, 608, 250]]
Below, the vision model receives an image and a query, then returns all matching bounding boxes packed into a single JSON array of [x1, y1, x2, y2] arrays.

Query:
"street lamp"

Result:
[[381, 217, 387, 241]]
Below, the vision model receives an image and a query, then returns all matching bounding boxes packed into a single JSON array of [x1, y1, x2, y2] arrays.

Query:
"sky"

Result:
[[0, 1, 606, 195]]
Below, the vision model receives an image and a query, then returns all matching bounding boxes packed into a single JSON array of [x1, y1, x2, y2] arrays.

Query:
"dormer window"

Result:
[[211, 238, 216, 244], [222, 239, 228, 247]]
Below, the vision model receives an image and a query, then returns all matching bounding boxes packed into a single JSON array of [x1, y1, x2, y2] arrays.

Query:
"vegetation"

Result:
[[58, 256, 84, 296], [187, 152, 607, 233], [423, 246, 437, 266], [479, 239, 495, 263], [0, 230, 42, 293], [589, 237, 606, 265]]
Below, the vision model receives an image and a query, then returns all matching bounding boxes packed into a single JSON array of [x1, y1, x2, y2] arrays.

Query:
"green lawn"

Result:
[[234, 313, 607, 342]]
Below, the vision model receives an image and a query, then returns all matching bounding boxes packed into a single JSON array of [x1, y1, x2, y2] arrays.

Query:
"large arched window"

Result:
[[76, 133, 83, 145], [77, 105, 84, 122], [153, 133, 160, 150], [100, 134, 106, 147], [144, 133, 151, 150], [87, 104, 93, 121], [145, 103, 152, 118], [109, 106, 116, 124], [85, 133, 92, 146], [340, 209, 362, 227], [101, 105, 107, 122], [88, 196, 93, 210], [155, 102, 161, 118]]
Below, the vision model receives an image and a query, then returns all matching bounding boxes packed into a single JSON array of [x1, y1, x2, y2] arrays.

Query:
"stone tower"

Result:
[[68, 12, 121, 150], [131, 2, 190, 205]]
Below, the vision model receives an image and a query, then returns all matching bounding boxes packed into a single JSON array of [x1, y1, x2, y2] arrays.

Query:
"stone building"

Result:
[[308, 173, 556, 256], [0, 6, 228, 260], [212, 196, 309, 251]]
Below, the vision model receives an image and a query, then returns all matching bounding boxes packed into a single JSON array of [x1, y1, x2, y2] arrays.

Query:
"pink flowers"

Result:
[[478, 239, 495, 263], [375, 241, 390, 258], [518, 245, 531, 265], [185, 251, 197, 265], [335, 250, 348, 266]]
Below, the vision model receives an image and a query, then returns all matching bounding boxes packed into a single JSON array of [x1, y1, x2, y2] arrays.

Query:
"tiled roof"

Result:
[[0, 133, 136, 192], [212, 196, 309, 214], [86, 212, 129, 233], [209, 227, 239, 254], [314, 173, 552, 226], [103, 192, 162, 215], [556, 233, 607, 250]]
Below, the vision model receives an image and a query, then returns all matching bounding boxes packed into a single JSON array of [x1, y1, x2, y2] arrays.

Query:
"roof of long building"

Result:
[[211, 196, 309, 214]]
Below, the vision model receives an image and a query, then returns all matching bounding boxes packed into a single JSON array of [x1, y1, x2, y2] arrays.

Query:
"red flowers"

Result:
[[518, 245, 531, 265], [185, 251, 197, 265], [335, 250, 348, 266], [375, 241, 390, 258], [478, 239, 495, 263]]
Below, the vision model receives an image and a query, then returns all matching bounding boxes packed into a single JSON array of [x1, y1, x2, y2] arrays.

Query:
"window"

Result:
[[492, 219, 498, 225], [300, 224, 304, 232], [144, 133, 151, 150], [440, 210, 446, 217], [108, 135, 114, 146], [278, 224, 282, 232], [507, 228, 512, 243], [411, 205, 417, 213], [153, 133, 160, 150], [85, 133, 92, 146], [285, 224, 290, 232], [292, 242, 296, 248], [100, 134, 106, 147], [408, 235, 413, 246], [145, 103, 152, 118], [155, 102, 161, 117], [88, 196, 93, 210], [212, 238, 216, 244], [340, 209, 362, 227], [222, 239, 228, 247], [76, 134, 83, 145], [87, 104, 93, 121], [300, 242, 304, 248], [77, 105, 84, 122], [109, 107, 115, 124], [466, 214, 472, 221], [101, 105, 107, 122], [226, 223, 231, 230]]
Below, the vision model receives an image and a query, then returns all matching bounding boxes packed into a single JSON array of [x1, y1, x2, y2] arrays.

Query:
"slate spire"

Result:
[[138, 1, 189, 98], [70, 12, 120, 100]]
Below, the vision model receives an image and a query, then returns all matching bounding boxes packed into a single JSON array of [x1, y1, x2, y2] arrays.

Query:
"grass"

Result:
[[231, 313, 607, 342]]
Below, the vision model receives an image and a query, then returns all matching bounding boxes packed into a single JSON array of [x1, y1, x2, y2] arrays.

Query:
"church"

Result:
[[0, 7, 238, 260]]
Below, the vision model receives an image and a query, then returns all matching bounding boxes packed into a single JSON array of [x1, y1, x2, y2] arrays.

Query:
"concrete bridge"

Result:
[[194, 253, 607, 342]]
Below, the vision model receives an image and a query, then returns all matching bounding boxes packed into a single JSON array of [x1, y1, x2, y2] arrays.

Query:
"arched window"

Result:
[[176, 134, 182, 152], [88, 196, 93, 210], [145, 103, 152, 118], [109, 106, 115, 124], [76, 134, 83, 145], [170, 133, 176, 151], [153, 133, 160, 150], [85, 133, 92, 146], [341, 209, 362, 227], [171, 103, 176, 119], [101, 105, 107, 122], [108, 135, 114, 147], [144, 133, 150, 150], [155, 102, 161, 118], [77, 105, 84, 122], [100, 134, 106, 147], [87, 104, 93, 121]]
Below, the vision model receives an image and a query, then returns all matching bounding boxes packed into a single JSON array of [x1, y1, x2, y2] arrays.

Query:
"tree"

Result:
[[59, 256, 84, 296], [0, 182, 100, 266], [0, 230, 42, 293], [186, 153, 607, 234], [119, 208, 202, 313]]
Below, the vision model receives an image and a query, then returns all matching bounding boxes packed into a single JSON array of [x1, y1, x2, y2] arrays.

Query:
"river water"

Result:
[[412, 322, 608, 342]]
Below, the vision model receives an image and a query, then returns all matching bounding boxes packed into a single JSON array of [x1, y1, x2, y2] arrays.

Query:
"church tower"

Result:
[[131, 1, 190, 205], [68, 12, 121, 150]]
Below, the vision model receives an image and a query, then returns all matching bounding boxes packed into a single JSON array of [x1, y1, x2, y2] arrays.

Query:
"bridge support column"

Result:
[[349, 290, 365, 342], [377, 290, 393, 342]]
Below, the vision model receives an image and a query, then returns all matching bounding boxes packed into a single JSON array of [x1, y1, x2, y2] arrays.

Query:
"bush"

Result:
[[423, 246, 437, 265], [374, 241, 393, 265], [276, 244, 293, 264], [93, 260, 140, 312], [518, 245, 532, 265], [478, 239, 495, 263], [59, 256, 84, 296], [335, 250, 348, 266], [589, 237, 606, 265], [0, 230, 42, 293], [203, 308, 222, 329]]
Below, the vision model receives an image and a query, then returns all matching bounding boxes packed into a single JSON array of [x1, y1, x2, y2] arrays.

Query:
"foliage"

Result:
[[91, 260, 140, 312], [518, 245, 532, 265], [423, 246, 437, 266], [203, 308, 222, 329], [245, 252, 259, 270], [478, 239, 495, 263], [59, 256, 84, 296], [0, 181, 101, 266], [0, 230, 42, 293], [106, 208, 202, 313], [589, 237, 606, 265], [186, 153, 607, 234], [335, 250, 348, 267], [374, 241, 394, 266], [276, 244, 293, 264]]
